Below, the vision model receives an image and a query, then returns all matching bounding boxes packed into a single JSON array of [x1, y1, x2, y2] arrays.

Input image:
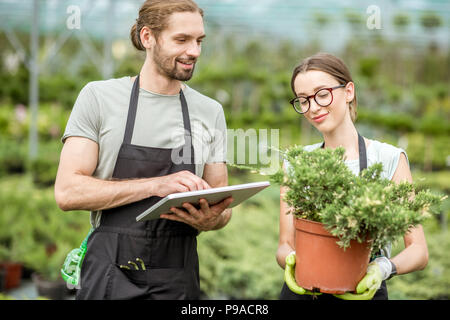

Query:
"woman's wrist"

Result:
[[374, 257, 394, 280]]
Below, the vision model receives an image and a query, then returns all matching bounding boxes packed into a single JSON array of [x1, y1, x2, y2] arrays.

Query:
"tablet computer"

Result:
[[136, 181, 270, 222]]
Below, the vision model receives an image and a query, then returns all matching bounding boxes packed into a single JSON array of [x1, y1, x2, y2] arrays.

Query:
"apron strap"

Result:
[[178, 89, 195, 167], [357, 132, 367, 171], [179, 90, 192, 138], [124, 74, 141, 145], [320, 132, 367, 173], [123, 75, 194, 153]]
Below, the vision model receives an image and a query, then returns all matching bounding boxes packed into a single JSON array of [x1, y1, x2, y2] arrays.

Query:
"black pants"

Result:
[[279, 281, 388, 300]]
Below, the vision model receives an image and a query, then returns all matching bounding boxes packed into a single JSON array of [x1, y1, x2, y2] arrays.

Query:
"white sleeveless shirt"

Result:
[[302, 139, 408, 181]]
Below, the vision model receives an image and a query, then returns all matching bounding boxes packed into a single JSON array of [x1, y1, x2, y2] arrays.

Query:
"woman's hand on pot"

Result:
[[284, 252, 321, 296], [161, 197, 233, 231], [333, 262, 382, 300], [285, 251, 296, 266]]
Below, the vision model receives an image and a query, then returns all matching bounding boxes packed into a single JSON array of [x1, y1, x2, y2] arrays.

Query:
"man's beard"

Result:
[[152, 43, 196, 81]]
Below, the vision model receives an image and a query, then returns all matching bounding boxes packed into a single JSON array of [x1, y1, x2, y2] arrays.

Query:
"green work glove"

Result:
[[333, 261, 382, 300], [61, 229, 93, 288], [284, 252, 322, 296]]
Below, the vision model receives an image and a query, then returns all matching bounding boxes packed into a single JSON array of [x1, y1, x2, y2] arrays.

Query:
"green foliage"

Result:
[[0, 103, 69, 143], [359, 57, 380, 79], [0, 137, 27, 176], [28, 141, 61, 188], [357, 107, 450, 136], [271, 146, 444, 254], [0, 23, 448, 300], [0, 293, 15, 300], [392, 13, 411, 30], [272, 147, 355, 222], [0, 133, 61, 186], [389, 219, 450, 300], [419, 113, 448, 136], [198, 186, 283, 299], [419, 11, 443, 31], [344, 10, 364, 26], [200, 168, 449, 300], [406, 134, 450, 170], [357, 109, 415, 133], [39, 75, 79, 109], [0, 175, 91, 280], [413, 170, 450, 193], [0, 64, 29, 104]]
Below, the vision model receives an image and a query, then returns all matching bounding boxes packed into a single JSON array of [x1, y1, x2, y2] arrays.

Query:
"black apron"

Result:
[[279, 133, 389, 300], [76, 75, 200, 300]]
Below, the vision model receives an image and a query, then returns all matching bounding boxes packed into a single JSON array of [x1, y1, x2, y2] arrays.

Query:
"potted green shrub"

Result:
[[0, 267, 5, 292], [28, 141, 61, 188], [0, 185, 27, 291], [255, 146, 444, 293], [0, 138, 27, 177], [0, 244, 24, 291], [24, 241, 72, 300], [0, 175, 90, 299]]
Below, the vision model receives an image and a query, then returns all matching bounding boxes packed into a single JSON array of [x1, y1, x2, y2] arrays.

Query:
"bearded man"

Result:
[[55, 0, 231, 300]]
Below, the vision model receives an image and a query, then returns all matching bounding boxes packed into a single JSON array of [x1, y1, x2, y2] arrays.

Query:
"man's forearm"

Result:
[[55, 173, 155, 212]]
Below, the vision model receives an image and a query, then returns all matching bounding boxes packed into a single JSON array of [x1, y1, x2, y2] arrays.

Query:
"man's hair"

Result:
[[291, 52, 358, 122], [130, 0, 203, 51]]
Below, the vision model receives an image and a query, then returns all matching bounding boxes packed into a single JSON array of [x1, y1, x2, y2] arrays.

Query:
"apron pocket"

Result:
[[104, 264, 187, 300], [148, 236, 190, 268], [104, 264, 150, 300], [146, 267, 187, 300]]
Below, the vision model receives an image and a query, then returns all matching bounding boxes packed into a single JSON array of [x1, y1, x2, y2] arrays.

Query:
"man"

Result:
[[55, 0, 232, 300]]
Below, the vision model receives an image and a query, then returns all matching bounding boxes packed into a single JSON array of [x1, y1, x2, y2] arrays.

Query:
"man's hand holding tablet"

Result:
[[161, 196, 234, 231]]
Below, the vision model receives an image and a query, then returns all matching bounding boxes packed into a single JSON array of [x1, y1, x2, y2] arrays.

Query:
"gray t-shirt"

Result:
[[62, 76, 227, 227], [284, 139, 410, 258]]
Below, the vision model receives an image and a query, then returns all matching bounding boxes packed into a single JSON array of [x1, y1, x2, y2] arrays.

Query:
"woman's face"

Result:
[[293, 70, 354, 134]]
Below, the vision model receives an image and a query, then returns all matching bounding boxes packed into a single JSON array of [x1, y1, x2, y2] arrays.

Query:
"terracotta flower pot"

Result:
[[0, 268, 6, 292], [32, 273, 68, 300], [0, 262, 23, 290], [294, 218, 371, 294]]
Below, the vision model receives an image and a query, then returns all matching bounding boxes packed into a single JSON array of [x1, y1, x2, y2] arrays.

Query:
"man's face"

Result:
[[152, 11, 205, 81]]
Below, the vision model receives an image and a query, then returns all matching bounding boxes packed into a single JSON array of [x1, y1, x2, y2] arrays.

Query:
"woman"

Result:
[[277, 53, 428, 300]]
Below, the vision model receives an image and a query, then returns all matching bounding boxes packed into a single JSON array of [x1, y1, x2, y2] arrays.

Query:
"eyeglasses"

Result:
[[290, 84, 346, 115]]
